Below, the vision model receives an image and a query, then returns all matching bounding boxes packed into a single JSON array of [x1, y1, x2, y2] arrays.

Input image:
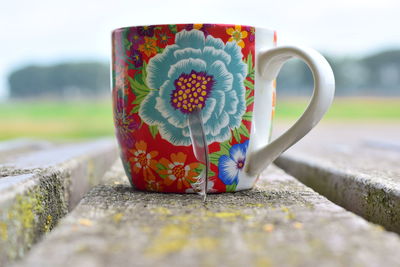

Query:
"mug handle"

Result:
[[244, 46, 335, 176]]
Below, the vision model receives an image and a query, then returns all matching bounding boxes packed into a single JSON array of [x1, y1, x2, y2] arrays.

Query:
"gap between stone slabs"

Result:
[[0, 138, 118, 266], [273, 122, 400, 234]]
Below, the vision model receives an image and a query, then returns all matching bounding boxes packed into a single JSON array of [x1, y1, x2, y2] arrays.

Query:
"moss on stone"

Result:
[[112, 213, 123, 224], [43, 215, 53, 233], [0, 171, 68, 264], [364, 186, 400, 232], [145, 223, 219, 257], [0, 222, 7, 241]]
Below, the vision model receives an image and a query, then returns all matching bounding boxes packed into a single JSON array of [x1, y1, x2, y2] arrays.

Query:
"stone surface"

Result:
[[17, 161, 400, 267], [0, 138, 118, 265], [0, 139, 52, 163], [274, 122, 400, 233]]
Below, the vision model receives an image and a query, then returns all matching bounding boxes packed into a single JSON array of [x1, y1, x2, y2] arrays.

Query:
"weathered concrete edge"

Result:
[[0, 139, 53, 165], [275, 154, 400, 233], [0, 170, 68, 264], [0, 139, 119, 265], [0, 139, 52, 155], [56, 139, 120, 209]]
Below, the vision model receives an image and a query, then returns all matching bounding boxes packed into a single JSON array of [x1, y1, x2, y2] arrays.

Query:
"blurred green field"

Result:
[[0, 98, 399, 140], [0, 101, 114, 140], [275, 97, 400, 120]]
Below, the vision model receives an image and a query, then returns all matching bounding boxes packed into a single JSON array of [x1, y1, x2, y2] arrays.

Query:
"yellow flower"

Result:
[[193, 24, 203, 30], [226, 25, 248, 48]]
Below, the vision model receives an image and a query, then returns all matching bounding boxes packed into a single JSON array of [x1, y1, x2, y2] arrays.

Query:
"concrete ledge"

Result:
[[275, 147, 400, 234], [0, 139, 52, 164], [0, 139, 118, 265], [16, 162, 400, 267], [273, 123, 400, 233]]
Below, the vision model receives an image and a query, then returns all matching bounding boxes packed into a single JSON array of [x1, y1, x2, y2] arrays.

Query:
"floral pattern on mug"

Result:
[[139, 29, 248, 146], [156, 152, 200, 190], [114, 91, 139, 149], [112, 24, 261, 193], [226, 25, 248, 48], [218, 140, 249, 187], [128, 140, 158, 182]]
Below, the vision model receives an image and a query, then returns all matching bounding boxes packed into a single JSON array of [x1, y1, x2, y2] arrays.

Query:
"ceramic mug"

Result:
[[111, 23, 334, 193]]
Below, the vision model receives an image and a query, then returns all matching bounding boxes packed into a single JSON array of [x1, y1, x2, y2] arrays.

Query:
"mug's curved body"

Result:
[[112, 24, 275, 193], [112, 23, 335, 193]]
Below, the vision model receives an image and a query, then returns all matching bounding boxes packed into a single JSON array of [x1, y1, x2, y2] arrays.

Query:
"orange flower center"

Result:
[[233, 31, 241, 41], [137, 152, 148, 167], [172, 165, 185, 179]]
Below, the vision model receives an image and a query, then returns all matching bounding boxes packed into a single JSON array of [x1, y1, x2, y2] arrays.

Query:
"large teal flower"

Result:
[[139, 29, 247, 146]]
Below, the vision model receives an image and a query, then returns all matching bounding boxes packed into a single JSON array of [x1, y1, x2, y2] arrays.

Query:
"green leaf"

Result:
[[159, 173, 167, 179], [132, 94, 147, 105], [131, 104, 140, 114], [156, 163, 167, 170], [238, 123, 250, 138], [247, 51, 253, 71], [131, 75, 149, 91], [123, 38, 130, 49], [246, 51, 255, 80], [169, 24, 178, 33], [193, 163, 216, 179], [209, 141, 232, 166], [194, 164, 205, 174], [209, 157, 219, 166], [134, 72, 143, 81], [209, 152, 223, 166], [142, 61, 148, 84], [244, 79, 254, 90], [233, 128, 241, 142], [156, 47, 164, 53], [226, 184, 237, 192], [149, 125, 158, 139], [242, 111, 253, 121], [128, 77, 151, 96], [245, 85, 253, 98], [246, 96, 254, 106], [220, 142, 231, 155]]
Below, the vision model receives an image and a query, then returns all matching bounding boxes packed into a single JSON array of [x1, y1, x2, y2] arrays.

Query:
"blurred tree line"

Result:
[[277, 49, 400, 96], [7, 49, 400, 99], [8, 62, 109, 99]]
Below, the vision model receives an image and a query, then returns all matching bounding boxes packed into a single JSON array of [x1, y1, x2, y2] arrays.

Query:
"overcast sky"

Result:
[[1, 0, 399, 99]]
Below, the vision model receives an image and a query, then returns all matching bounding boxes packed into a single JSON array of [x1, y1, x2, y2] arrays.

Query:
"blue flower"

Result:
[[218, 140, 249, 185], [139, 29, 247, 146], [129, 49, 143, 68]]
